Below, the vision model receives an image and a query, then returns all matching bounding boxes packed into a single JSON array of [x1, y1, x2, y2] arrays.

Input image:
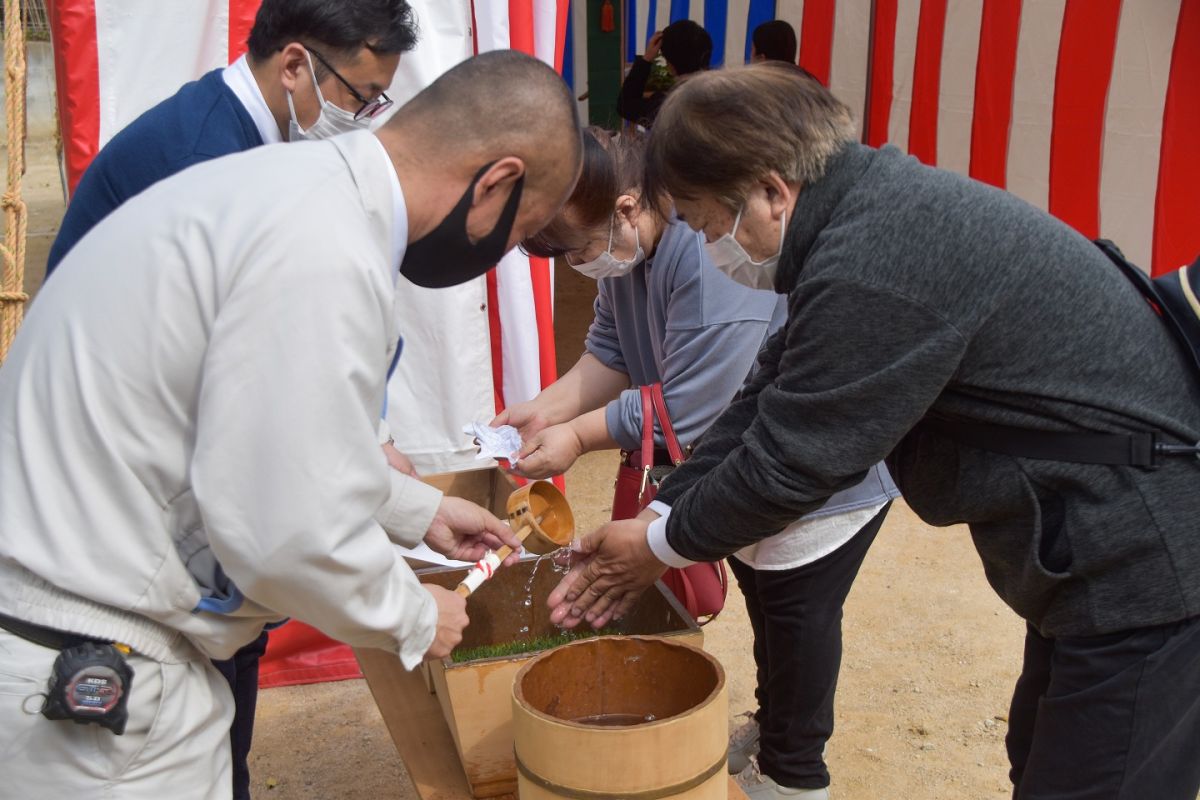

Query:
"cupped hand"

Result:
[[547, 518, 666, 629], [509, 423, 583, 479], [424, 585, 469, 660], [424, 496, 523, 564]]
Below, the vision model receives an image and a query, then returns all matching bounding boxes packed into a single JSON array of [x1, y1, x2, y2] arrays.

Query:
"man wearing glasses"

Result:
[[47, 0, 412, 275], [42, 3, 417, 799]]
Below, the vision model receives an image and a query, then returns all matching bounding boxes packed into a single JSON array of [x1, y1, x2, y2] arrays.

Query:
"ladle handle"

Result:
[[454, 523, 533, 598]]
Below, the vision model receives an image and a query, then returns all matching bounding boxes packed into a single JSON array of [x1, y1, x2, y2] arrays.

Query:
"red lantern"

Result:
[[600, 0, 615, 33]]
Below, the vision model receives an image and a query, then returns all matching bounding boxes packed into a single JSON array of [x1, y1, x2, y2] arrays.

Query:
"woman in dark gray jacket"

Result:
[[547, 64, 1200, 800]]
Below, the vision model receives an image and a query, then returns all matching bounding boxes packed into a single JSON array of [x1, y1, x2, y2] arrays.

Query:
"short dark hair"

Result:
[[660, 20, 712, 75], [522, 127, 646, 259], [246, 0, 418, 63], [387, 50, 583, 196], [752, 20, 797, 63]]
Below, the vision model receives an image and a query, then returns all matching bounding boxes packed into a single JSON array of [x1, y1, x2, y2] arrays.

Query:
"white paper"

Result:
[[462, 422, 523, 463]]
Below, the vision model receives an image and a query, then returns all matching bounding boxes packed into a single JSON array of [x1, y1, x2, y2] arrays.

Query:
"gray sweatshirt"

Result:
[[587, 219, 784, 450], [587, 218, 898, 520], [656, 143, 1200, 637]]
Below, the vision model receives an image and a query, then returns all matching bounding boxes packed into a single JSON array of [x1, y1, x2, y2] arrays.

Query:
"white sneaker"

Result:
[[735, 756, 830, 800], [728, 711, 761, 774]]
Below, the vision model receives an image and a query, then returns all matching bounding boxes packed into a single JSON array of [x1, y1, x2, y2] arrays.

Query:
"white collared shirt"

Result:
[[370, 135, 408, 278], [222, 54, 283, 145], [646, 498, 887, 571]]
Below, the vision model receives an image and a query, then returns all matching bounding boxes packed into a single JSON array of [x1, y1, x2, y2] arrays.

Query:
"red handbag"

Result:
[[612, 384, 728, 624]]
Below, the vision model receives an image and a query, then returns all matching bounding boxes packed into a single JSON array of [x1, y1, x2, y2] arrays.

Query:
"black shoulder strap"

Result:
[[919, 415, 1162, 467], [916, 240, 1200, 468], [1095, 239, 1200, 374]]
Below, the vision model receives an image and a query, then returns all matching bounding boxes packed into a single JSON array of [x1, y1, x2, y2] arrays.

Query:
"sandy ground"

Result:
[[10, 141, 1031, 799]]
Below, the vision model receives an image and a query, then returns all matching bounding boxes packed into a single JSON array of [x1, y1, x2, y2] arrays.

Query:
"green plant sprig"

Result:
[[450, 627, 622, 663]]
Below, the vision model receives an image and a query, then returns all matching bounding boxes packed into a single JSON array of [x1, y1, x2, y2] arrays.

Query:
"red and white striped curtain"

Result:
[[597, 0, 1199, 274], [857, 0, 1199, 276], [49, 0, 260, 195], [470, 0, 567, 437], [375, 0, 567, 474]]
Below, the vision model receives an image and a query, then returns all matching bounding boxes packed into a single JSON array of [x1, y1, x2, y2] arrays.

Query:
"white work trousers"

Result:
[[0, 630, 234, 799]]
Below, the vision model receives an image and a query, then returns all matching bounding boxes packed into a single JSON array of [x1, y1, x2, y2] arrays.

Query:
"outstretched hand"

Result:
[[424, 496, 523, 564], [547, 518, 666, 628]]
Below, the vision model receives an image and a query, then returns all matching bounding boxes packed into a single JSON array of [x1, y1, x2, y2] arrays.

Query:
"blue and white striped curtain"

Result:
[[625, 0, 781, 67]]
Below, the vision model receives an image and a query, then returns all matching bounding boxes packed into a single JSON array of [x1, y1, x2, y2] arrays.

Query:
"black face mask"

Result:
[[399, 162, 526, 288]]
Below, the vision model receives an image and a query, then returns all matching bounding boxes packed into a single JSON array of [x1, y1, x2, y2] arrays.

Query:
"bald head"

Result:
[[385, 50, 582, 192], [379, 50, 583, 270]]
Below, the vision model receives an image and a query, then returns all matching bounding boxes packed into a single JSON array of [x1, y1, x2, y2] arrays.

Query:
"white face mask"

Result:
[[568, 214, 645, 280], [287, 51, 371, 142], [704, 206, 788, 291]]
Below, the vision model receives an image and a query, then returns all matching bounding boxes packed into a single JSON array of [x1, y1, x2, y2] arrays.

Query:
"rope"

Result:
[[1, 0, 30, 364]]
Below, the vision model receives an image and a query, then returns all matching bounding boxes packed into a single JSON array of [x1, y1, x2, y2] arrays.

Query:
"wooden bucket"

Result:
[[512, 636, 728, 799]]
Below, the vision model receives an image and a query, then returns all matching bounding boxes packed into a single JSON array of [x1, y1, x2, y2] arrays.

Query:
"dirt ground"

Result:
[[10, 140, 1029, 799]]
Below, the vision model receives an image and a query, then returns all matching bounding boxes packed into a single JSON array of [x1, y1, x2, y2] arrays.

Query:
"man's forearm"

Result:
[[617, 57, 653, 121]]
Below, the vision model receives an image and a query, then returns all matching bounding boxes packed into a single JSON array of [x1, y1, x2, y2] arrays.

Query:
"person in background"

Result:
[[48, 0, 416, 275], [548, 62, 1200, 800], [42, 3, 420, 798], [0, 50, 582, 800], [503, 127, 898, 800], [750, 20, 797, 63], [617, 19, 712, 129]]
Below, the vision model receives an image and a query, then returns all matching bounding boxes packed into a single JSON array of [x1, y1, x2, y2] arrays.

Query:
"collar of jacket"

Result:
[[327, 131, 397, 276], [775, 142, 877, 293]]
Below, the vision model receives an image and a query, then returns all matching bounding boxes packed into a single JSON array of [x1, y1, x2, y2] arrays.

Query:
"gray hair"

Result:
[[645, 62, 855, 211]]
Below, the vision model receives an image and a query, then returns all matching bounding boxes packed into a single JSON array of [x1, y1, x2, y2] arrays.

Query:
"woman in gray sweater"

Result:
[[500, 127, 897, 800]]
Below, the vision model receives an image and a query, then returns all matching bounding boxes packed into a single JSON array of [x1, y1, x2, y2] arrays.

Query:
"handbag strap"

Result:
[[637, 385, 655, 504], [639, 386, 655, 468], [698, 561, 730, 627], [648, 383, 686, 465]]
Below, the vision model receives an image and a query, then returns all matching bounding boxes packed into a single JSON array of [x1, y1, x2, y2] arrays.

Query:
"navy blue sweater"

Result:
[[47, 69, 265, 275]]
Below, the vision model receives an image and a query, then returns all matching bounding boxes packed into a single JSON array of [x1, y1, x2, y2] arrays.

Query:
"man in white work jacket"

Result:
[[0, 50, 582, 798]]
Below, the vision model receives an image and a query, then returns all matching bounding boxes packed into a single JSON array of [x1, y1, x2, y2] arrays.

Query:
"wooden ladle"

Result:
[[455, 481, 575, 598]]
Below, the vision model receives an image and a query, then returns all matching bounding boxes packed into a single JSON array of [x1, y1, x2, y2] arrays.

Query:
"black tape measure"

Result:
[[42, 642, 135, 735]]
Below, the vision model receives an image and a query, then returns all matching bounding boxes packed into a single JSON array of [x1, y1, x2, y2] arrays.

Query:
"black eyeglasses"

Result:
[[307, 47, 394, 121]]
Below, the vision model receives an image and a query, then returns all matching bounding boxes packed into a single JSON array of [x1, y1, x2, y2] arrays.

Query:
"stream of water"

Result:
[[517, 547, 574, 637]]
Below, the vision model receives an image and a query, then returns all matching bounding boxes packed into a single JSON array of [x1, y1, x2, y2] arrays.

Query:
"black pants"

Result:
[[1006, 615, 1200, 799], [212, 631, 270, 800], [728, 502, 890, 790]]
